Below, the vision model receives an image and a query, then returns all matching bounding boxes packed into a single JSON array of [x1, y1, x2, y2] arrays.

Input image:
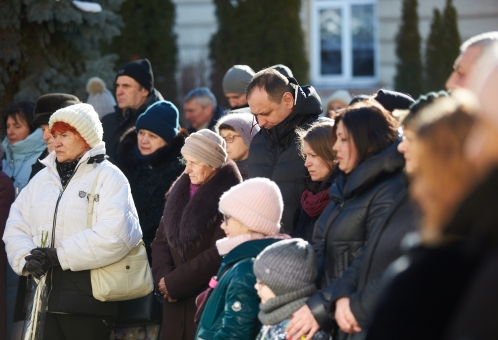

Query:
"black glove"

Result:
[[25, 248, 60, 279]]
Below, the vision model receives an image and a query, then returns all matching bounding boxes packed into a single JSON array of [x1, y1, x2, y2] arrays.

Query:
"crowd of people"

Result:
[[0, 30, 497, 340]]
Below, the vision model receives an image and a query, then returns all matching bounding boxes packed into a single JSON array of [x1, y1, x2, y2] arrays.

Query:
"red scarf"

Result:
[[301, 188, 331, 217]]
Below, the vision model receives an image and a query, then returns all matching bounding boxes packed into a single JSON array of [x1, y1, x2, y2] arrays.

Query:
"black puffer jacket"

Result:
[[307, 140, 405, 328], [117, 128, 186, 263], [248, 78, 324, 233], [102, 88, 164, 161], [330, 185, 420, 340]]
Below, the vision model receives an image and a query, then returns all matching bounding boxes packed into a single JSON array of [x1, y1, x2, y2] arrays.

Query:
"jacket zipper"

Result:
[[47, 161, 85, 306]]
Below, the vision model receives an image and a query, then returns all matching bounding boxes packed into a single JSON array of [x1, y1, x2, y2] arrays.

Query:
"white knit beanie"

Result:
[[181, 129, 227, 169], [219, 178, 283, 236], [49, 103, 103, 148]]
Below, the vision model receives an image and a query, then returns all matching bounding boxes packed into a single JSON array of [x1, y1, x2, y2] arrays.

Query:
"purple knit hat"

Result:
[[219, 178, 283, 236]]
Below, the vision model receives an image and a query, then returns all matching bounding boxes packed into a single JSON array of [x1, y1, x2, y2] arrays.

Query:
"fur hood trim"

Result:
[[162, 159, 242, 253], [117, 127, 188, 171]]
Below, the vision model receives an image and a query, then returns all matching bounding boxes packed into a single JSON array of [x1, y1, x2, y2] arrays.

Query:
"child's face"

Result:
[[221, 216, 251, 238], [219, 129, 249, 162], [254, 278, 276, 304]]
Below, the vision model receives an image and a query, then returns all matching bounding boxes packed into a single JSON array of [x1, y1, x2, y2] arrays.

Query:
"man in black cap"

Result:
[[101, 58, 164, 160], [30, 93, 81, 179]]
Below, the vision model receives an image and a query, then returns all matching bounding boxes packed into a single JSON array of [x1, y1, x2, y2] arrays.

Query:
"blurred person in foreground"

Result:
[[446, 31, 498, 90], [365, 92, 478, 340], [438, 41, 498, 339], [151, 129, 242, 340]]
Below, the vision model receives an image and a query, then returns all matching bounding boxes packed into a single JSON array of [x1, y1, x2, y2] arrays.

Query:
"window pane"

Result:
[[352, 4, 375, 76], [320, 8, 342, 75]]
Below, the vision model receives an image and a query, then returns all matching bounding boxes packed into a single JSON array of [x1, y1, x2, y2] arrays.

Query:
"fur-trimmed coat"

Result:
[[117, 128, 186, 262], [151, 160, 242, 340]]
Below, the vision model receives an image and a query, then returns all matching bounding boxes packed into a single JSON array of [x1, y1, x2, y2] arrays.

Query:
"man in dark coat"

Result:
[[183, 87, 225, 133], [102, 58, 164, 160], [246, 69, 323, 233], [29, 93, 81, 179]]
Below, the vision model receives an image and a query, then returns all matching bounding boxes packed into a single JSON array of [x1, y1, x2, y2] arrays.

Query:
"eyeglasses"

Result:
[[223, 214, 231, 223], [221, 135, 242, 143]]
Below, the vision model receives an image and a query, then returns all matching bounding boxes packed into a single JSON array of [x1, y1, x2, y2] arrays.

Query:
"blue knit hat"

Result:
[[136, 101, 179, 143]]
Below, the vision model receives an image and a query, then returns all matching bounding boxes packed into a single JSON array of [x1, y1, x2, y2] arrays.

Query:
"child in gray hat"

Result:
[[253, 239, 332, 340]]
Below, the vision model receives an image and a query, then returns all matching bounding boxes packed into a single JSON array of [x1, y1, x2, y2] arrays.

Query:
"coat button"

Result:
[[232, 301, 242, 312]]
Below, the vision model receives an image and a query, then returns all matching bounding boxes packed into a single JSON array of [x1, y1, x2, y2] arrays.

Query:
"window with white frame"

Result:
[[311, 0, 378, 87]]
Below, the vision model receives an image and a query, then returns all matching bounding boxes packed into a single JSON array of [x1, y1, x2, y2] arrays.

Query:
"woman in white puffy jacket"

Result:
[[2, 103, 142, 340]]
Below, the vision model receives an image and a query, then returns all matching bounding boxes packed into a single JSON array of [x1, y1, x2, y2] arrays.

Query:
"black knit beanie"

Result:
[[374, 89, 415, 112], [116, 59, 154, 92]]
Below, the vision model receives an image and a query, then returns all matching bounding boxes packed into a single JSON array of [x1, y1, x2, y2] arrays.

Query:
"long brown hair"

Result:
[[410, 96, 476, 240], [297, 121, 336, 172]]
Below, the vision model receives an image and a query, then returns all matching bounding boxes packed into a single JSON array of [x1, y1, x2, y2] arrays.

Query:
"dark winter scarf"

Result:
[[132, 144, 153, 164], [56, 158, 81, 187], [301, 189, 331, 217], [258, 284, 317, 325], [161, 160, 242, 253]]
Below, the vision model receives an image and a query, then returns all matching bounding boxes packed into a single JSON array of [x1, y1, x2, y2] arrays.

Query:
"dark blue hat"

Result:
[[136, 101, 179, 143]]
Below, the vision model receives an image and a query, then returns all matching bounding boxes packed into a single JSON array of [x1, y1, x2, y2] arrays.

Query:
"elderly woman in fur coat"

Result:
[[151, 129, 242, 340], [117, 101, 186, 263]]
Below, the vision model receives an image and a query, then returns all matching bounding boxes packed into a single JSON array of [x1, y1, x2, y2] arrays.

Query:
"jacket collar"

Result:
[[115, 88, 164, 122], [264, 78, 322, 145], [330, 138, 405, 201], [2, 129, 46, 157], [41, 142, 106, 175]]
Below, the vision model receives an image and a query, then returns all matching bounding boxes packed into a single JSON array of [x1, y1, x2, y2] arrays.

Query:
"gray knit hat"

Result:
[[222, 65, 255, 94], [181, 129, 227, 169], [254, 238, 317, 296], [215, 108, 260, 148]]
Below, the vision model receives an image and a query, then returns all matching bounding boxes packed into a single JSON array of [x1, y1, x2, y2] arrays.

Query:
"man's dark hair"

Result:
[[246, 69, 291, 103], [333, 99, 399, 166]]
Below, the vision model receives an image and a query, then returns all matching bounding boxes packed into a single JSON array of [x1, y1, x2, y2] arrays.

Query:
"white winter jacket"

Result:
[[2, 142, 142, 276]]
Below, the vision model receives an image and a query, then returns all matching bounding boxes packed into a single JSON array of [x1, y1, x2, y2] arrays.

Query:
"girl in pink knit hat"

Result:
[[195, 177, 289, 340]]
